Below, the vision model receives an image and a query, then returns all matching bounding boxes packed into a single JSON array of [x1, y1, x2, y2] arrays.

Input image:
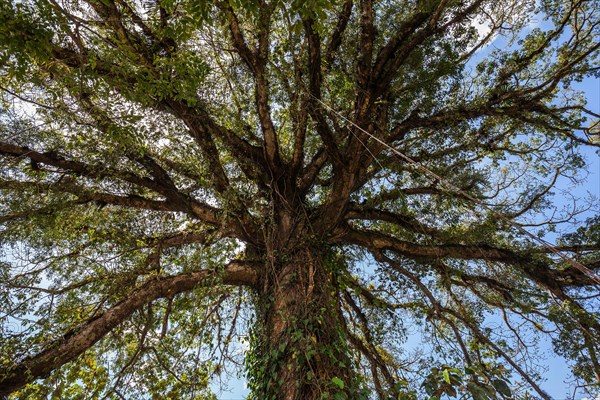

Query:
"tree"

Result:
[[0, 0, 599, 398]]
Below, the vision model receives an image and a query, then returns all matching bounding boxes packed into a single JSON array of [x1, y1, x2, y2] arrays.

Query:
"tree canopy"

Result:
[[0, 0, 599, 398]]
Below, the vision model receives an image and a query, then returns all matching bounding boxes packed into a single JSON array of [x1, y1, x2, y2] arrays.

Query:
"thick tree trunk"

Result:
[[246, 246, 358, 400]]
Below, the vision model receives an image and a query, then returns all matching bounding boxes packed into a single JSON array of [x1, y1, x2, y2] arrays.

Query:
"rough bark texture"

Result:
[[247, 246, 357, 400]]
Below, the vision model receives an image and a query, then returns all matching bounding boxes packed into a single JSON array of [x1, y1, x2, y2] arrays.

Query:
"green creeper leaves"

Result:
[[331, 376, 345, 390]]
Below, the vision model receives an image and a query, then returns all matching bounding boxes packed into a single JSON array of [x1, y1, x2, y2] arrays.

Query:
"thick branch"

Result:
[[0, 142, 165, 195], [0, 262, 257, 396], [219, 2, 280, 172], [340, 226, 600, 289], [324, 0, 354, 69], [305, 18, 344, 173]]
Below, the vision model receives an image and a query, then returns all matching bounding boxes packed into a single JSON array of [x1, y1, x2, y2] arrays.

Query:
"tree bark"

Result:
[[247, 246, 358, 400]]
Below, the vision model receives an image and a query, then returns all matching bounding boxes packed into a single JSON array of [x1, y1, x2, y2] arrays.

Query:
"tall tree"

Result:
[[0, 0, 599, 398]]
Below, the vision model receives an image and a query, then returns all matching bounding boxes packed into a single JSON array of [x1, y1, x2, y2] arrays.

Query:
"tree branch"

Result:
[[0, 262, 258, 396], [340, 225, 600, 289]]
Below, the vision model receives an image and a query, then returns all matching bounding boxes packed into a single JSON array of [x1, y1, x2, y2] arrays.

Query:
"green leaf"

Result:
[[333, 392, 347, 400], [467, 382, 493, 400], [331, 377, 344, 390], [423, 381, 435, 395], [492, 379, 512, 397], [443, 369, 451, 384]]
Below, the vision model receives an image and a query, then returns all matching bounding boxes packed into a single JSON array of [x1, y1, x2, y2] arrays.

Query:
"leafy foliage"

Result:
[[0, 0, 599, 399]]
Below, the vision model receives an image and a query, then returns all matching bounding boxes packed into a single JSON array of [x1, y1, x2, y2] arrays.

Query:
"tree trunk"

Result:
[[246, 246, 359, 400]]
